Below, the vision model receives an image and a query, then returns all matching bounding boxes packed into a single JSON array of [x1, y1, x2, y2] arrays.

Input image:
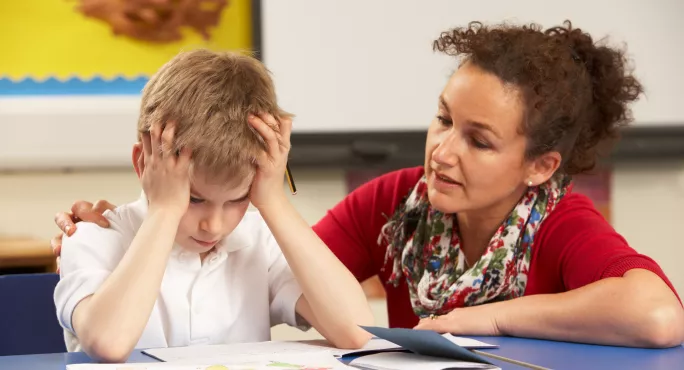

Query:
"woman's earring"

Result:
[[527, 180, 533, 187]]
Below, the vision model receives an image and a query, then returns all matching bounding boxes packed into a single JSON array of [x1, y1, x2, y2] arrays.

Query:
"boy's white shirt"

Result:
[[54, 194, 309, 352]]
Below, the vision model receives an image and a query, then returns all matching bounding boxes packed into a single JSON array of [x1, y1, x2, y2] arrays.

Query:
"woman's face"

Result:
[[424, 63, 551, 215]]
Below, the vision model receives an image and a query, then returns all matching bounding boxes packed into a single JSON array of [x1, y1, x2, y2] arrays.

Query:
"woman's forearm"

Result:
[[496, 269, 684, 348], [259, 196, 374, 349], [73, 210, 182, 362]]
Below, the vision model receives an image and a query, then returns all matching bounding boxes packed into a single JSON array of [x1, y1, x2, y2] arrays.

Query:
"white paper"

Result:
[[349, 352, 501, 370], [142, 336, 495, 364], [143, 341, 343, 362], [67, 350, 352, 370], [441, 334, 498, 349], [299, 338, 403, 356], [143, 339, 404, 362]]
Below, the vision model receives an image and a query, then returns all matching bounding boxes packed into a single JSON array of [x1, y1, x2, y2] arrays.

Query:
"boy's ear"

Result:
[[132, 142, 144, 179]]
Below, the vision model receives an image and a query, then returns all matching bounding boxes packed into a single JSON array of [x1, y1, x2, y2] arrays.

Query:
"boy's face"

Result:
[[175, 170, 252, 254]]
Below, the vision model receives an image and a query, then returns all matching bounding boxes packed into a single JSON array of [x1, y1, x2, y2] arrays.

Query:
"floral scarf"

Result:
[[379, 174, 572, 317]]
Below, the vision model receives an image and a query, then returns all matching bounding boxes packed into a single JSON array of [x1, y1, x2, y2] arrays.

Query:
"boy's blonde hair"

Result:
[[138, 49, 291, 186]]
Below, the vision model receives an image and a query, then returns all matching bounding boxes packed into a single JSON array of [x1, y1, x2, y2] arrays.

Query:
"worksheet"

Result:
[[142, 335, 495, 362], [67, 350, 351, 370]]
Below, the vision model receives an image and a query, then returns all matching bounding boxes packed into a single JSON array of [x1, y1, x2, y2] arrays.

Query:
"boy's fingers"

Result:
[[280, 117, 293, 149], [142, 131, 152, 159], [161, 121, 176, 159], [258, 113, 280, 133], [260, 113, 288, 146], [260, 113, 290, 154], [149, 122, 162, 159], [178, 147, 193, 167], [138, 146, 145, 174], [249, 114, 279, 158]]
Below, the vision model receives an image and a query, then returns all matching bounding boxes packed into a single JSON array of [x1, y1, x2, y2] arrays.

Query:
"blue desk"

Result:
[[1, 337, 682, 370], [468, 336, 684, 370]]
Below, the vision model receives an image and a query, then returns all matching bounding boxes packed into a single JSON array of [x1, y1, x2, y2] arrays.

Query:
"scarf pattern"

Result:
[[379, 174, 571, 317]]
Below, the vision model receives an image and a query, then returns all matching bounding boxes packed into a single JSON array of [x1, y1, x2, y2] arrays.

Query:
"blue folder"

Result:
[[360, 326, 493, 365]]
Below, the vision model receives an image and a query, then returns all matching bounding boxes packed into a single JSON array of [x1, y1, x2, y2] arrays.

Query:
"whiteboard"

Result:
[[262, 0, 684, 132], [0, 96, 138, 170], [1, 0, 682, 170]]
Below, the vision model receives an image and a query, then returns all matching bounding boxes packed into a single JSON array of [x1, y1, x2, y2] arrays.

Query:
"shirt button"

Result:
[[209, 255, 219, 264], [178, 252, 188, 263]]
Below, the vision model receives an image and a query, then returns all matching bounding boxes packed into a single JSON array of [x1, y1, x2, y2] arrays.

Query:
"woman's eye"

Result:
[[190, 196, 204, 204], [437, 116, 452, 126], [471, 137, 490, 149]]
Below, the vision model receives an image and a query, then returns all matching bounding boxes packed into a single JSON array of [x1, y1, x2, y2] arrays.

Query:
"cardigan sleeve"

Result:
[[533, 193, 680, 301], [312, 167, 425, 282]]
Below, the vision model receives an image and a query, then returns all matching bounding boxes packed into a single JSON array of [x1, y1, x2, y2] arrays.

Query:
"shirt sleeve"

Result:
[[266, 234, 310, 330], [53, 219, 128, 335], [535, 193, 680, 301]]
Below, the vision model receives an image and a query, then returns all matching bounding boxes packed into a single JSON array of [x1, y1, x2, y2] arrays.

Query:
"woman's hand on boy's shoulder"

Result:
[[247, 113, 293, 210], [52, 199, 117, 271]]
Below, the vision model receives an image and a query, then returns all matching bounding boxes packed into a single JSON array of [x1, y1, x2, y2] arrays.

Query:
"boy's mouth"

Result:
[[192, 237, 219, 247]]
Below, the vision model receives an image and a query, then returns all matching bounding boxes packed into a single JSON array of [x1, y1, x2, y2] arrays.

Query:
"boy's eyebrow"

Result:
[[190, 187, 251, 202], [189, 187, 206, 199], [229, 188, 251, 202]]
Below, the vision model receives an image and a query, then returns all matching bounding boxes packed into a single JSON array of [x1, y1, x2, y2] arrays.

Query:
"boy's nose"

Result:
[[200, 211, 223, 234]]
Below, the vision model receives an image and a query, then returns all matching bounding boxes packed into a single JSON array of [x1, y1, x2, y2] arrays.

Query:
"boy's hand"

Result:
[[141, 121, 192, 216], [248, 113, 292, 210]]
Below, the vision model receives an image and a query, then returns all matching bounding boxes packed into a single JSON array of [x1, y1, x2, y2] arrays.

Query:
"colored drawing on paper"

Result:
[[97, 361, 336, 370], [266, 361, 335, 370], [267, 362, 303, 368], [0, 0, 254, 95], [266, 363, 333, 370]]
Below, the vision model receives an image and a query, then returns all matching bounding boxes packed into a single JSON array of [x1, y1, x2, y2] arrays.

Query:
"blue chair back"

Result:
[[0, 273, 66, 356]]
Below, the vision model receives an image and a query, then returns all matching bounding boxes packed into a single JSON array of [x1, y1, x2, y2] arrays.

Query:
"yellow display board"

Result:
[[0, 0, 253, 82]]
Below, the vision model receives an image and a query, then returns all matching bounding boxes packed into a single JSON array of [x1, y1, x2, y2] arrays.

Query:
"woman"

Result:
[[52, 20, 684, 348]]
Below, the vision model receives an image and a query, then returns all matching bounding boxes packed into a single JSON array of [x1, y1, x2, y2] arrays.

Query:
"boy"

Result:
[[54, 49, 373, 363]]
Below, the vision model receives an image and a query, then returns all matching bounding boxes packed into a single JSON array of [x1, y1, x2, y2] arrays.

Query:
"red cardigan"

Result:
[[312, 166, 679, 328]]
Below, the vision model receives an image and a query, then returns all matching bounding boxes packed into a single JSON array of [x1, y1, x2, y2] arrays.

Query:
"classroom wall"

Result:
[[0, 161, 682, 340]]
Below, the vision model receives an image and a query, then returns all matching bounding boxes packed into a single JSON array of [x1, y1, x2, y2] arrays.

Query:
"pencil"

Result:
[[285, 163, 297, 195], [471, 349, 550, 370]]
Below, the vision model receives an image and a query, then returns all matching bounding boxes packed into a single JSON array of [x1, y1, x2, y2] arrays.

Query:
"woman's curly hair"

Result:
[[434, 20, 643, 175]]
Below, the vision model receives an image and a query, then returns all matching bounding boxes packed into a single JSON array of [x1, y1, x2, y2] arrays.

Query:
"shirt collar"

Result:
[[216, 217, 252, 253]]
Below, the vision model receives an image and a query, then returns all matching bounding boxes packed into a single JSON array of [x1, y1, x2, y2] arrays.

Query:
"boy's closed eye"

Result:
[[230, 194, 250, 203], [189, 194, 250, 205]]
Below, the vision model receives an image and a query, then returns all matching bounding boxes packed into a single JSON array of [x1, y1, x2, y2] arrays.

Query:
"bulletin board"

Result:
[[0, 0, 260, 170], [0, 0, 255, 96]]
